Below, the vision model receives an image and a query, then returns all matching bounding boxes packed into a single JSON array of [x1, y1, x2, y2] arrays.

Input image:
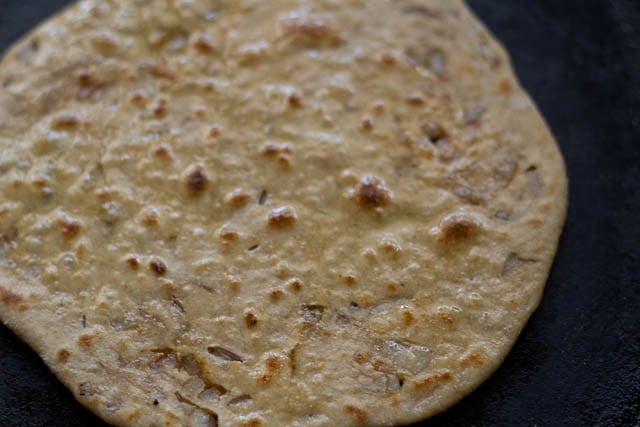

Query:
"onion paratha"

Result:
[[0, 1, 567, 426]]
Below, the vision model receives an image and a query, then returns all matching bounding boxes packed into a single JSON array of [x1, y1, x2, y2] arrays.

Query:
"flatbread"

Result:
[[0, 0, 567, 426]]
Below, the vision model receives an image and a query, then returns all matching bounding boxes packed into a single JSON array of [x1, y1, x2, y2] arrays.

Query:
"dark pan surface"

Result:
[[1, 1, 639, 426]]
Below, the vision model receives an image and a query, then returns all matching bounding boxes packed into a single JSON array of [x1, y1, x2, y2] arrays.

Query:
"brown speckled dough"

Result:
[[0, 1, 567, 426]]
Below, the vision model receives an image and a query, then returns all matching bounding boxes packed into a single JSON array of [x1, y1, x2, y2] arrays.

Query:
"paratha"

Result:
[[0, 0, 567, 426]]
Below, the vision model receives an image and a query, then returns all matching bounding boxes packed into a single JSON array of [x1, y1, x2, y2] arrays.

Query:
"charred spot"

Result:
[[220, 230, 238, 243], [460, 348, 486, 368], [225, 189, 250, 208], [209, 126, 221, 138], [362, 248, 378, 262], [287, 278, 302, 291], [406, 94, 425, 106], [499, 78, 513, 94], [413, 371, 453, 389], [149, 259, 167, 276], [288, 94, 303, 108], [31, 176, 49, 189], [372, 359, 388, 372], [341, 272, 357, 285], [77, 333, 94, 349], [153, 399, 159, 406], [344, 404, 369, 422], [381, 52, 397, 65], [354, 175, 391, 209], [266, 354, 284, 371], [437, 214, 481, 242], [58, 215, 81, 240], [194, 34, 217, 53], [130, 91, 148, 107], [57, 348, 72, 363], [217, 225, 238, 245], [353, 351, 368, 364], [268, 288, 285, 300], [184, 166, 209, 197], [149, 62, 176, 80], [0, 286, 24, 306], [257, 374, 273, 385], [75, 71, 106, 100], [76, 71, 101, 87], [256, 354, 284, 384], [153, 99, 169, 118], [262, 145, 279, 156], [154, 144, 173, 159], [52, 115, 80, 130], [262, 143, 292, 156], [268, 206, 297, 227], [140, 207, 160, 226], [437, 308, 456, 327], [402, 309, 415, 327], [280, 17, 342, 46], [244, 311, 258, 328], [379, 238, 402, 256], [247, 244, 260, 252]]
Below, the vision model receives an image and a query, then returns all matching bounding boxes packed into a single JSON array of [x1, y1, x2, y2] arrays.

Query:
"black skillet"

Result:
[[1, 1, 639, 426]]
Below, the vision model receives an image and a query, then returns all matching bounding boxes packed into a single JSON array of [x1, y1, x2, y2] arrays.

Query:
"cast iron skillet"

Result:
[[1, 1, 639, 426]]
